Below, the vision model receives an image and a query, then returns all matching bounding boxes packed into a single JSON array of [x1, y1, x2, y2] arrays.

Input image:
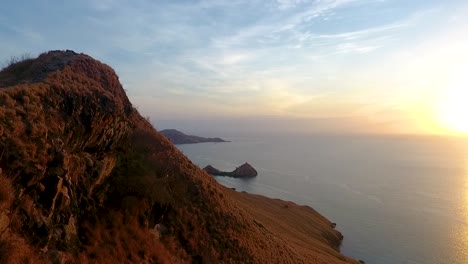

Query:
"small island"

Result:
[[159, 129, 229, 144], [203, 162, 258, 178]]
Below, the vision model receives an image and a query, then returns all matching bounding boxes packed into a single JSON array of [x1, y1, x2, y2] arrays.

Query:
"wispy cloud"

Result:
[[212, 0, 360, 49]]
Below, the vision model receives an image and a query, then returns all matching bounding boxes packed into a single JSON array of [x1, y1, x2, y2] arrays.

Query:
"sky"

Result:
[[1, 0, 468, 135]]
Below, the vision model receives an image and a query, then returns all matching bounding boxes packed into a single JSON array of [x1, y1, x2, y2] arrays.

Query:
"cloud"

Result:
[[212, 0, 361, 49], [1, 0, 460, 134], [276, 0, 310, 10], [78, 0, 445, 119], [85, 0, 119, 11]]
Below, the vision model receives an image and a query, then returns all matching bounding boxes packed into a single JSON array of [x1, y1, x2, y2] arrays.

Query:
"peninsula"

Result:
[[160, 129, 228, 144]]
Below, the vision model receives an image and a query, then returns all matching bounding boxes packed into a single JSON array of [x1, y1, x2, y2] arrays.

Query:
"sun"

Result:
[[437, 85, 468, 135]]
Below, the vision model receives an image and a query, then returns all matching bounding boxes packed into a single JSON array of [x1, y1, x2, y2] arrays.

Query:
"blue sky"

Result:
[[1, 0, 468, 134]]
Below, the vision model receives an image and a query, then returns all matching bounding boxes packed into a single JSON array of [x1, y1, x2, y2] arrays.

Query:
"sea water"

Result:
[[177, 133, 468, 264]]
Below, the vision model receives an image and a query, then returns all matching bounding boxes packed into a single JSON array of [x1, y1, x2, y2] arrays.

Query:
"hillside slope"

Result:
[[0, 50, 358, 263]]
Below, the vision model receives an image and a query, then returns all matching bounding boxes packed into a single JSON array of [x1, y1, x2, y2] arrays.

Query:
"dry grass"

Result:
[[0, 50, 358, 264], [0, 175, 41, 264], [78, 210, 180, 264], [0, 175, 14, 210], [227, 189, 358, 264], [0, 234, 38, 264]]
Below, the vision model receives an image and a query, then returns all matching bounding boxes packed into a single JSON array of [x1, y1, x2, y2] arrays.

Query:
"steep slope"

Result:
[[0, 50, 358, 263], [159, 129, 228, 144]]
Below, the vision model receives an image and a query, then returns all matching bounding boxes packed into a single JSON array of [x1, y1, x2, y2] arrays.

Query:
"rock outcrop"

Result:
[[160, 129, 228, 144], [0, 50, 358, 264], [232, 163, 258, 177], [203, 162, 258, 178], [202, 165, 222, 175]]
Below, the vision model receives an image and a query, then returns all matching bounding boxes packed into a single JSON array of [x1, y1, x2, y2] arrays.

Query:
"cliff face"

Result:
[[0, 51, 357, 264]]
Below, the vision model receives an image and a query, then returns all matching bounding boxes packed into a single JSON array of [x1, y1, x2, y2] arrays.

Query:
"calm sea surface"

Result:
[[177, 133, 468, 264]]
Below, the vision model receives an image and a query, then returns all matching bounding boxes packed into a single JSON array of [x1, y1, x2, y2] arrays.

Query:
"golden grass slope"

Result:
[[0, 50, 358, 263]]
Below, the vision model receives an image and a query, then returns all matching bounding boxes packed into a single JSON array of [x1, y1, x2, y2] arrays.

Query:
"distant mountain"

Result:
[[160, 129, 228, 144]]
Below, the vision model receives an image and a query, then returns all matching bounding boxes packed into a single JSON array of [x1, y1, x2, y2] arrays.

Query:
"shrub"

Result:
[[1, 53, 32, 70]]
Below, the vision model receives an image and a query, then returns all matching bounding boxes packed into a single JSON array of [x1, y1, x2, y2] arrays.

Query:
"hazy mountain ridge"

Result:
[[0, 50, 357, 263]]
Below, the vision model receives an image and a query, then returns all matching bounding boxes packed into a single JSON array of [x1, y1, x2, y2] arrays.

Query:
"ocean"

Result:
[[176, 133, 468, 264]]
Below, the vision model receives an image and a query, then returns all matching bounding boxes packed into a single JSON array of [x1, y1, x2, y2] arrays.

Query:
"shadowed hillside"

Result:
[[0, 50, 358, 263]]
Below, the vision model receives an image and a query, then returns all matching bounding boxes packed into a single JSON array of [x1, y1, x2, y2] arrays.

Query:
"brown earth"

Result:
[[0, 50, 358, 264]]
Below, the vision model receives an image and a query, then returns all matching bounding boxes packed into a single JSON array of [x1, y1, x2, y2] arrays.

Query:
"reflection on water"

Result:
[[178, 134, 468, 264]]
